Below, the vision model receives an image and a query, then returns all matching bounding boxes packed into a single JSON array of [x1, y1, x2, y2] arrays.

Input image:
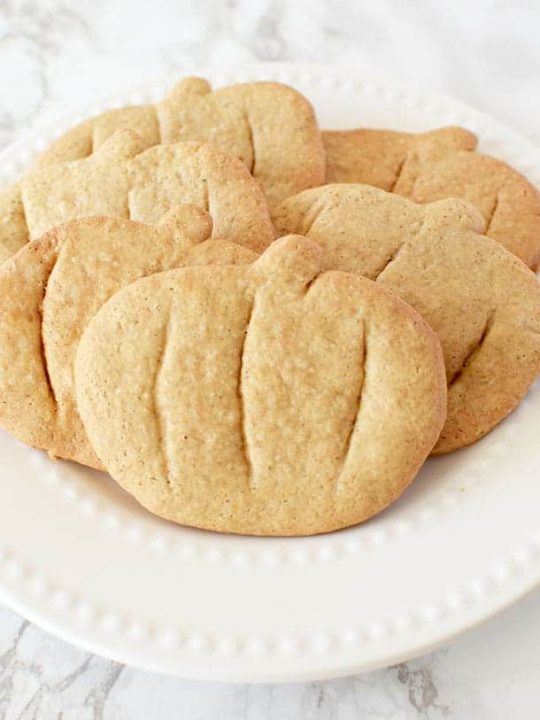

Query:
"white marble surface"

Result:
[[1, 0, 540, 717]]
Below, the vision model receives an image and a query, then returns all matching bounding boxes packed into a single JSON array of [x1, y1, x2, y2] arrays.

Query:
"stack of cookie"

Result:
[[0, 77, 539, 536]]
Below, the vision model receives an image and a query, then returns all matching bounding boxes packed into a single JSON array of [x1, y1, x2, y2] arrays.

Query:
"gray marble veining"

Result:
[[2, 588, 540, 718], [1, 0, 540, 717]]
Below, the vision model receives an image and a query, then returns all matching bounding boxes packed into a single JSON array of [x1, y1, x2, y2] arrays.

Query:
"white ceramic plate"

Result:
[[1, 63, 540, 683]]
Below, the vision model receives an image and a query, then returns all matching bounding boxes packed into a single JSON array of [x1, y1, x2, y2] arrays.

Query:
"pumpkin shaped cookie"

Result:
[[34, 77, 326, 208], [323, 127, 540, 269], [75, 236, 446, 536], [273, 184, 540, 452], [0, 130, 275, 264], [0, 205, 255, 469], [324, 126, 477, 188]]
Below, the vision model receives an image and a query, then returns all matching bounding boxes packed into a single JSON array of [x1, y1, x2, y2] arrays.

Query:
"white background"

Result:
[[1, 1, 540, 717]]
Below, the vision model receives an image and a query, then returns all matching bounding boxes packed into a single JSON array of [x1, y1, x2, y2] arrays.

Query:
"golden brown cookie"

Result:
[[323, 127, 540, 269], [75, 236, 446, 536], [0, 205, 255, 469], [35, 77, 326, 208], [324, 127, 477, 188], [0, 130, 275, 264], [273, 184, 540, 453]]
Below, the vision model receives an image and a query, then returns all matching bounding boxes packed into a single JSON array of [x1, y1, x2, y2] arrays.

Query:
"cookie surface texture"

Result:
[[0, 206, 255, 468], [76, 236, 446, 536], [0, 131, 275, 263], [35, 77, 326, 208], [323, 127, 540, 268], [274, 184, 540, 452]]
